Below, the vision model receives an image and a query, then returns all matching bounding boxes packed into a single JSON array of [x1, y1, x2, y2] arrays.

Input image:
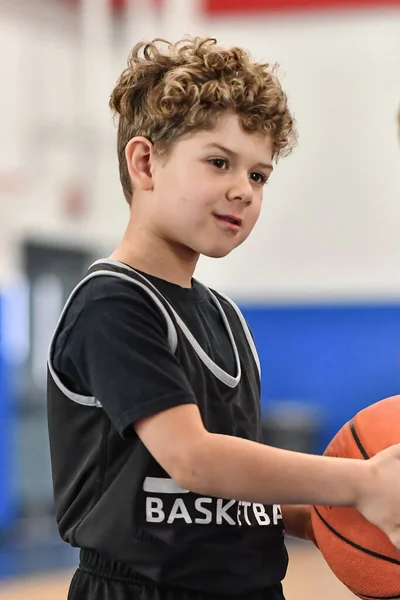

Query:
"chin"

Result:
[[201, 246, 236, 259]]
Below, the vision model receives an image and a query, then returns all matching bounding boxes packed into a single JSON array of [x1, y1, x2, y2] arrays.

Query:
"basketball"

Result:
[[311, 395, 400, 599]]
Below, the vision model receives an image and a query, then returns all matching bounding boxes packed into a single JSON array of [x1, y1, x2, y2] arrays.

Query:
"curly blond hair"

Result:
[[110, 37, 296, 204]]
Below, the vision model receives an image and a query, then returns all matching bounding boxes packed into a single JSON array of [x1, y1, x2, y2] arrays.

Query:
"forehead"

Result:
[[179, 112, 274, 159]]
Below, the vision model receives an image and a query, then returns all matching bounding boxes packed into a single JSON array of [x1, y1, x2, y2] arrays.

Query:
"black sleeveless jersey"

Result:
[[47, 259, 288, 595]]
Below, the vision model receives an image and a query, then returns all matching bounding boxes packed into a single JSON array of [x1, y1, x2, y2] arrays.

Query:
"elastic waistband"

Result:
[[79, 548, 151, 585], [79, 548, 284, 599]]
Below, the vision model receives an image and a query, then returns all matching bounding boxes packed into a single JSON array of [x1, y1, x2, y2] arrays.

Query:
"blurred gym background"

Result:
[[0, 0, 399, 597]]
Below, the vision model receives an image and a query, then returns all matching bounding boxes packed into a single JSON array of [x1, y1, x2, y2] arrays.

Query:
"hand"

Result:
[[355, 444, 400, 551], [281, 505, 318, 547]]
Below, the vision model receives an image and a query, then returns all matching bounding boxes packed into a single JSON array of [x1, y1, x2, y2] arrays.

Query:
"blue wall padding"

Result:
[[0, 295, 16, 529], [241, 303, 400, 453]]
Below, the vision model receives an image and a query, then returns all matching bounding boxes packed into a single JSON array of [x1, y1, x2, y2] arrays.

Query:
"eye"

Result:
[[249, 172, 268, 185], [209, 158, 229, 170]]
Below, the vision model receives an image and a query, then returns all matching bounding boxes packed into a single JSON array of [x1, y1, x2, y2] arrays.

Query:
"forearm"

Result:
[[182, 432, 371, 507]]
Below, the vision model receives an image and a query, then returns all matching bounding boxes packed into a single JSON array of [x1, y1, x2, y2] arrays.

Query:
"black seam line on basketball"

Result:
[[348, 587, 400, 600], [313, 506, 400, 566], [351, 591, 400, 599], [350, 419, 370, 459]]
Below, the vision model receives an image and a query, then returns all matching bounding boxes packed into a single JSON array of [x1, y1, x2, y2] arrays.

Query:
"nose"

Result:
[[226, 174, 253, 205]]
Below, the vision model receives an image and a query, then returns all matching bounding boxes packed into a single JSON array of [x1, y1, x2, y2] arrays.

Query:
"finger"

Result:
[[388, 531, 400, 551]]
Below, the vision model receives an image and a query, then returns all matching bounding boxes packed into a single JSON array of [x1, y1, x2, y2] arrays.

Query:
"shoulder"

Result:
[[52, 272, 177, 365], [64, 271, 169, 327], [76, 271, 163, 304]]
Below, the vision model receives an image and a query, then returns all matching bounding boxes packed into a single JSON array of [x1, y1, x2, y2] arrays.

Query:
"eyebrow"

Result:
[[204, 142, 274, 172]]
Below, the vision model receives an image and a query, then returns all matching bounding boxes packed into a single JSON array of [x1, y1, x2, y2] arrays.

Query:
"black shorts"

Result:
[[68, 549, 286, 600]]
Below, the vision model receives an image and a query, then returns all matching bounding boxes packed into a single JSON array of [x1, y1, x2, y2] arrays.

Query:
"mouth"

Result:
[[213, 213, 243, 228]]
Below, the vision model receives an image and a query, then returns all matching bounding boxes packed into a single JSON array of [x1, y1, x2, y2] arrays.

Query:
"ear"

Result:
[[125, 136, 154, 192]]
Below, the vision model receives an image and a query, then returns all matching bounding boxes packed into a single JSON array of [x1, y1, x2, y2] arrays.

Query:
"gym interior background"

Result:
[[0, 0, 399, 598]]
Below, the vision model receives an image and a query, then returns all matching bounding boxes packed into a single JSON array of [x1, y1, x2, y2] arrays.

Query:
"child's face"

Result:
[[150, 112, 274, 259]]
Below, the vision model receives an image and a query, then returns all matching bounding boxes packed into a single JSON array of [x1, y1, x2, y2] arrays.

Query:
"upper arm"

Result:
[[54, 277, 197, 438]]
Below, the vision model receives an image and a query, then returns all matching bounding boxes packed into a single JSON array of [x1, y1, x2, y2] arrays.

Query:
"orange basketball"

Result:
[[311, 395, 400, 599]]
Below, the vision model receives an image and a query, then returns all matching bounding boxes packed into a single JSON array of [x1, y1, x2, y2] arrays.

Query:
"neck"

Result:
[[111, 218, 199, 288]]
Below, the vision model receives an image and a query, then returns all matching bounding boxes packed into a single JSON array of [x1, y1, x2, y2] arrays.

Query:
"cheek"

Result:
[[177, 184, 215, 217], [248, 198, 263, 226], [239, 200, 262, 241]]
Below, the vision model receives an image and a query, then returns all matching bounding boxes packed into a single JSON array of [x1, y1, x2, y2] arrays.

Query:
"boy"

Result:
[[47, 37, 400, 600]]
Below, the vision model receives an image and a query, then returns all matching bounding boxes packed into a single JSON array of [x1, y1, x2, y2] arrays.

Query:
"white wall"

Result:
[[190, 7, 400, 301], [1, 0, 400, 301], [0, 0, 127, 285]]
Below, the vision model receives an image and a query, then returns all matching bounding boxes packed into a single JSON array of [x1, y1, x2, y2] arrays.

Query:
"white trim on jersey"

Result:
[[215, 291, 261, 377], [143, 477, 190, 494], [95, 260, 242, 388], [47, 270, 179, 407], [47, 259, 260, 406]]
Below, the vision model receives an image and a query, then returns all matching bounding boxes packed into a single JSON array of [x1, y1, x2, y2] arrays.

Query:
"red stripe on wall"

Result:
[[204, 0, 400, 14], [54, 0, 400, 13]]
